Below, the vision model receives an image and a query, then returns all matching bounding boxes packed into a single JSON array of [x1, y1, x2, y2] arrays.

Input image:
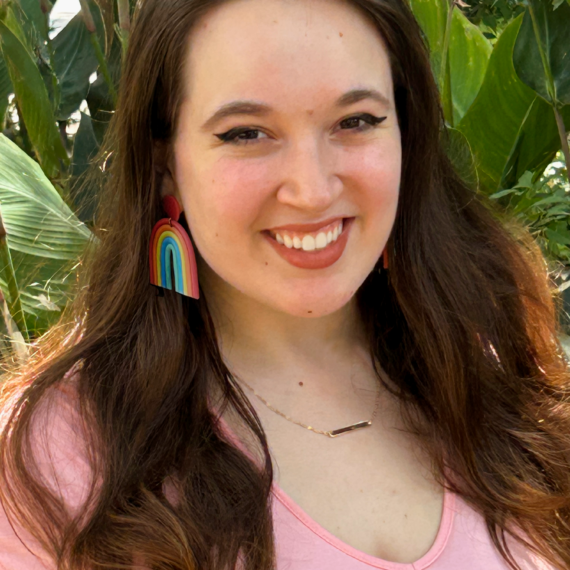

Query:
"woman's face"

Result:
[[170, 0, 401, 318]]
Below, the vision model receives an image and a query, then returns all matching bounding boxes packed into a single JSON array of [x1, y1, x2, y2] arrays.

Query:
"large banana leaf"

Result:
[[70, 112, 100, 223], [94, 0, 116, 56], [409, 0, 492, 126], [53, 1, 106, 121], [448, 9, 492, 125], [86, 36, 122, 144], [501, 97, 570, 189], [0, 134, 92, 335], [0, 10, 68, 180], [408, 0, 447, 84], [457, 14, 570, 193], [17, 0, 49, 44], [513, 0, 570, 107]]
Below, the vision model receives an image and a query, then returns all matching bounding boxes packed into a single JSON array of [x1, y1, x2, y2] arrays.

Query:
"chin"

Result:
[[263, 286, 358, 318]]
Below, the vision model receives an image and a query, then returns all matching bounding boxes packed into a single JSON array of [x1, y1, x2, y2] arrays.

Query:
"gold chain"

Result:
[[236, 375, 382, 438]]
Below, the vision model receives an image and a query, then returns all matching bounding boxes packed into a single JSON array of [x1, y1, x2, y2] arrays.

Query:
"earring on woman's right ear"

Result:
[[149, 195, 200, 299], [383, 247, 389, 270]]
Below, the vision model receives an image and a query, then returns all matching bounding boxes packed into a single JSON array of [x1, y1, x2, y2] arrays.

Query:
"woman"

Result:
[[0, 0, 569, 568]]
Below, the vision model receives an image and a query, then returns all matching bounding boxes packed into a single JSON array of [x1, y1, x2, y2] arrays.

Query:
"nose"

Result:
[[276, 137, 342, 212]]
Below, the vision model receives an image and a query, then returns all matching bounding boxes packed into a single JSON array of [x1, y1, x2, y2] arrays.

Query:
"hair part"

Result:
[[1, 0, 569, 568]]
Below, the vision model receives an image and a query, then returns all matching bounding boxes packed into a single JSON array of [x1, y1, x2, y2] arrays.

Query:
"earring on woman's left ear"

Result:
[[149, 195, 200, 299]]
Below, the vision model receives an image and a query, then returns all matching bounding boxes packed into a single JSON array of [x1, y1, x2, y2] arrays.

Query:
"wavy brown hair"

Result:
[[1, 0, 569, 568]]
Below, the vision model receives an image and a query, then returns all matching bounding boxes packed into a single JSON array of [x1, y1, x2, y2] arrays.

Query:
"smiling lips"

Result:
[[263, 217, 354, 269]]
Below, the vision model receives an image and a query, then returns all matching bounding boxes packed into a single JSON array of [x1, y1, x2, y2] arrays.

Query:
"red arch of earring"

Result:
[[382, 247, 389, 269]]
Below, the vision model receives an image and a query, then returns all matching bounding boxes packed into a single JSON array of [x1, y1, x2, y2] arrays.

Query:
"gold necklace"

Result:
[[237, 376, 382, 438]]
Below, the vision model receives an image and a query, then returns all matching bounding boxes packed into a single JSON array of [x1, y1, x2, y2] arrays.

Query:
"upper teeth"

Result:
[[274, 220, 344, 251]]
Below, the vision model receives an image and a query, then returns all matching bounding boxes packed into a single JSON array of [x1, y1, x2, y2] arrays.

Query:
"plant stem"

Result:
[[440, 0, 455, 126], [80, 0, 118, 105], [553, 106, 570, 180], [89, 33, 118, 105], [117, 0, 130, 60], [0, 206, 28, 343]]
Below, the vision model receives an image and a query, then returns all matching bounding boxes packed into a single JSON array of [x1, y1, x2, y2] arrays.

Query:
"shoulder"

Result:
[[0, 364, 97, 569], [27, 364, 95, 514]]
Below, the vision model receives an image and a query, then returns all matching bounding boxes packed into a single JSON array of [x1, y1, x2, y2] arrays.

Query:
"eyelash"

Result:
[[214, 113, 387, 146]]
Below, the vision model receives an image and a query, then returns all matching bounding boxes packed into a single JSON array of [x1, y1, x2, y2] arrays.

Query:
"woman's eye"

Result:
[[338, 113, 386, 132], [215, 128, 268, 146], [214, 113, 387, 146]]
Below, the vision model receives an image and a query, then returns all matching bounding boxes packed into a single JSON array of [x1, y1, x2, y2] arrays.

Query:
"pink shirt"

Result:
[[0, 383, 555, 570]]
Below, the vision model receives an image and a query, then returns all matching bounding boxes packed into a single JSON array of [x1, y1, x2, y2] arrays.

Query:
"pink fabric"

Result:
[[217, 416, 554, 570], [0, 383, 555, 570]]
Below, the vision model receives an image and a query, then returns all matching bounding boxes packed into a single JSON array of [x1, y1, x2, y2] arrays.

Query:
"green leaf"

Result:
[[457, 15, 566, 193], [409, 0, 454, 123], [0, 207, 28, 342], [514, 170, 535, 188], [448, 9, 493, 124], [409, 0, 492, 126], [513, 0, 570, 107], [546, 228, 570, 246], [408, 0, 448, 83], [70, 112, 100, 223], [86, 36, 121, 143], [532, 194, 568, 208], [490, 188, 521, 200], [17, 0, 49, 43], [0, 14, 68, 179], [500, 97, 570, 189], [0, 134, 92, 335], [94, 0, 115, 55], [2, 5, 32, 54], [52, 1, 105, 120]]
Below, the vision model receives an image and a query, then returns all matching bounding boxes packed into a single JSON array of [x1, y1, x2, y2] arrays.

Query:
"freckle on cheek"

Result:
[[339, 32, 343, 37]]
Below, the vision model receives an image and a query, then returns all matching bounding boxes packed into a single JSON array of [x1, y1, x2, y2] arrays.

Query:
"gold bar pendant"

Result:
[[327, 420, 372, 438]]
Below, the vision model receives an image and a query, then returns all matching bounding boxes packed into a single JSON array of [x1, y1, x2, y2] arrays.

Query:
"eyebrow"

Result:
[[200, 88, 392, 132]]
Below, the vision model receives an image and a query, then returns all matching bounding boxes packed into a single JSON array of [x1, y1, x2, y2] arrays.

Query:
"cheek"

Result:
[[179, 157, 271, 247], [343, 142, 402, 215]]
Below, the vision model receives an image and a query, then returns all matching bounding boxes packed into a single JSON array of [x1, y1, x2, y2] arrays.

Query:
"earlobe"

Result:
[[154, 142, 182, 204], [162, 171, 184, 208], [159, 167, 177, 198]]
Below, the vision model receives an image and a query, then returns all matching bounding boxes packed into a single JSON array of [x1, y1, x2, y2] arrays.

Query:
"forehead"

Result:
[[181, 0, 394, 113]]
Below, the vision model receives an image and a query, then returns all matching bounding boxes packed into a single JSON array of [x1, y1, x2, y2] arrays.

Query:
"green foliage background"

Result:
[[0, 0, 568, 359]]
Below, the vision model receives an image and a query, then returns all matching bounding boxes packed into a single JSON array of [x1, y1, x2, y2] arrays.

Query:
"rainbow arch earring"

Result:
[[149, 195, 200, 299]]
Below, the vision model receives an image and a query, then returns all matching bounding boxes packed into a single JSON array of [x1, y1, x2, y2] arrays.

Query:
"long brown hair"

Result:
[[1, 0, 569, 568]]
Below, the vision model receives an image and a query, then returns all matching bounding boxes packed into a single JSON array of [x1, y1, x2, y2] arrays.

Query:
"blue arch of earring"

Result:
[[161, 237, 184, 294]]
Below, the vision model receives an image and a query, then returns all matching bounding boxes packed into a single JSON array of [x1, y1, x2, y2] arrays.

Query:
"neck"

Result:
[[202, 269, 371, 398]]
